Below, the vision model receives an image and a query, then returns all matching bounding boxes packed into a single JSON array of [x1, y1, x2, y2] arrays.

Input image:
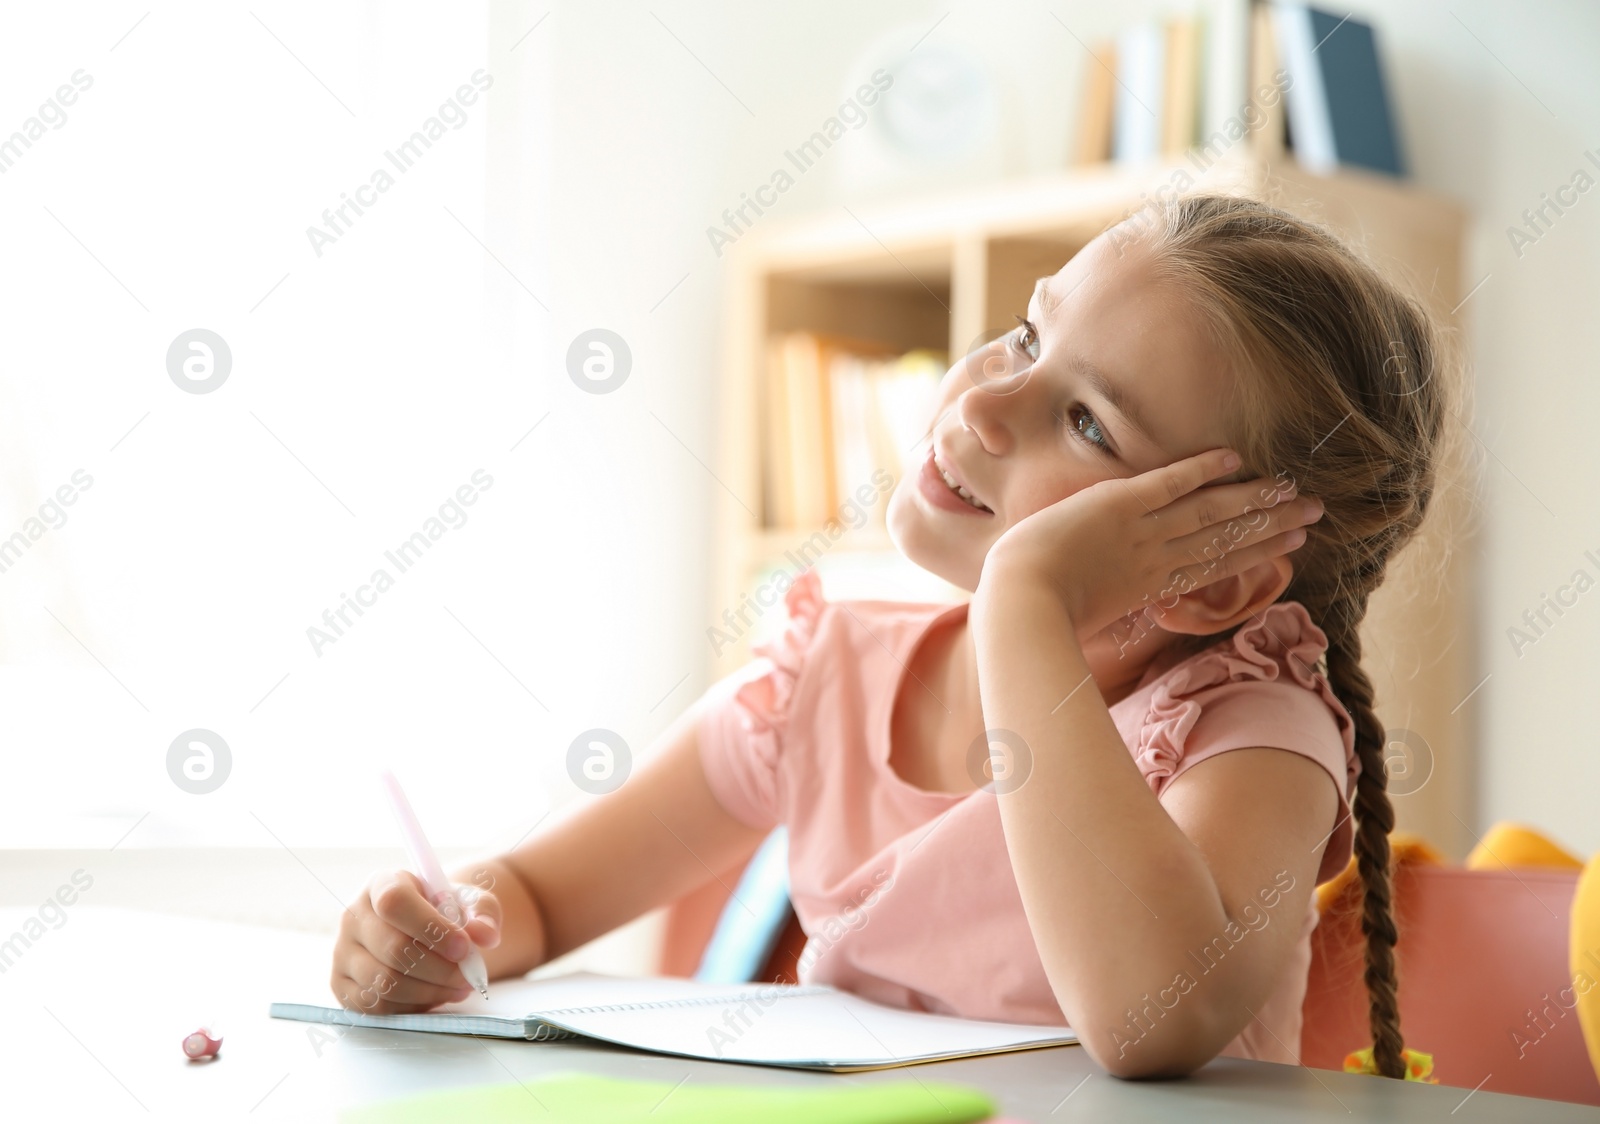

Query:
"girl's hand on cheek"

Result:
[[977, 448, 1322, 637]]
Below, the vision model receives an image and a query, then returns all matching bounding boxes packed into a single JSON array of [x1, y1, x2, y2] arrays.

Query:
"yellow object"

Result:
[[1572, 853, 1600, 1086], [1342, 1046, 1438, 1082], [1465, 822, 1582, 871], [1314, 830, 1445, 913]]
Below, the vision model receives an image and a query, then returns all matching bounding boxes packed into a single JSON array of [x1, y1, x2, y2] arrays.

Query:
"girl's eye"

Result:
[[1010, 317, 1041, 361], [1063, 404, 1110, 452]]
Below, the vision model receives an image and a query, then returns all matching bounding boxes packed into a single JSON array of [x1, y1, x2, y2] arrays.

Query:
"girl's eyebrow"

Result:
[[1032, 276, 1066, 317], [1033, 273, 1091, 318]]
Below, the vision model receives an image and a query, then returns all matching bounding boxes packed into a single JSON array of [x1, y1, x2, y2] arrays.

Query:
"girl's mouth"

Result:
[[917, 447, 994, 515]]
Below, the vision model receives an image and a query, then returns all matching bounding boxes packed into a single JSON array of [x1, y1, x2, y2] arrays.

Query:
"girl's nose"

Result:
[[955, 379, 1018, 457]]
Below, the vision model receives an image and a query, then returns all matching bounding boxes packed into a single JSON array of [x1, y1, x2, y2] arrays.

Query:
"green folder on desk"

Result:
[[340, 1073, 996, 1124]]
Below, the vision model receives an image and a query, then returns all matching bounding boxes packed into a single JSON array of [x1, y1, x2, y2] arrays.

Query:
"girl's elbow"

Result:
[[1072, 1005, 1227, 1080], [1101, 1048, 1212, 1080], [1084, 1038, 1213, 1081]]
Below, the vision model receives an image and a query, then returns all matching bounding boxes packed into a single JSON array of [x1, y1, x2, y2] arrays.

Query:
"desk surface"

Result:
[[2, 906, 1594, 1122]]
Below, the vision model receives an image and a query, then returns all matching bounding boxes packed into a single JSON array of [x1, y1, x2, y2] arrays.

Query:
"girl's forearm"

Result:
[[449, 855, 549, 980], [970, 571, 1248, 1075]]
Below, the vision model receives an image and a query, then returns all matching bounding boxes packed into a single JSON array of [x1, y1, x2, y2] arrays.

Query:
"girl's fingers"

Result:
[[341, 949, 475, 1014], [1128, 447, 1247, 514], [333, 970, 439, 1016], [332, 972, 375, 1012], [1168, 525, 1309, 592], [1172, 474, 1298, 540], [1131, 449, 1305, 546], [1169, 493, 1322, 564], [1157, 468, 1298, 540], [358, 907, 471, 987], [463, 913, 500, 949], [454, 883, 503, 949], [366, 870, 473, 961]]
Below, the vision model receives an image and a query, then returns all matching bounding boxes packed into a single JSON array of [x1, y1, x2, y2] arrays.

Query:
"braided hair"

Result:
[[1131, 194, 1456, 1078]]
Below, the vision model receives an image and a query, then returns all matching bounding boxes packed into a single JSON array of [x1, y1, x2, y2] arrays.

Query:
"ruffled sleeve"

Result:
[[1134, 601, 1361, 885], [695, 569, 828, 830]]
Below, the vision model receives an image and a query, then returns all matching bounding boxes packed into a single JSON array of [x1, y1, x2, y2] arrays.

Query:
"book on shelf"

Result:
[[1112, 21, 1166, 163], [1071, 41, 1116, 166], [1077, 2, 1403, 179], [762, 333, 944, 533], [1093, 13, 1206, 166], [1271, 3, 1404, 176], [1161, 17, 1201, 158], [1203, 0, 1253, 146]]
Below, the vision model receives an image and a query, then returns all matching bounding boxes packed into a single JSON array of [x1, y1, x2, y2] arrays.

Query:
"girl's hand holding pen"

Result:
[[330, 869, 502, 1015]]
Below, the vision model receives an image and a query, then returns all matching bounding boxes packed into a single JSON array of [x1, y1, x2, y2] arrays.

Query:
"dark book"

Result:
[[1273, 5, 1405, 177]]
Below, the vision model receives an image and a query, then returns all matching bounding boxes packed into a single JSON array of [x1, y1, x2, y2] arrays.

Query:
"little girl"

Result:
[[329, 194, 1447, 1081]]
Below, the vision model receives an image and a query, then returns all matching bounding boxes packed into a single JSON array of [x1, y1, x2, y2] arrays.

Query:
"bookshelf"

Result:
[[708, 152, 1475, 854]]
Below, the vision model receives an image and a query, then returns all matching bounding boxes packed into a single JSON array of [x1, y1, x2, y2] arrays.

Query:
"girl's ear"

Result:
[[1154, 556, 1294, 637]]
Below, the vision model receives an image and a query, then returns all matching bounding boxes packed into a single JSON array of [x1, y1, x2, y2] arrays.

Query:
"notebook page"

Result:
[[450, 970, 785, 1014], [268, 972, 829, 1040], [270, 971, 1078, 1069], [540, 985, 1078, 1071]]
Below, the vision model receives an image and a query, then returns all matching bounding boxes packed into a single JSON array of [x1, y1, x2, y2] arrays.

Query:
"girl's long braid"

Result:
[[1138, 193, 1456, 1079], [1324, 586, 1404, 1077]]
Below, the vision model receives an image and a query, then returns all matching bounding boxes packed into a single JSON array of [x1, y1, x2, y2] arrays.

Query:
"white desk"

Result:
[[2, 907, 1594, 1122]]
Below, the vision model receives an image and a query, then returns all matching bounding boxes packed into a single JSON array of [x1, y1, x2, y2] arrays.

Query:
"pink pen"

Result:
[[381, 770, 490, 998]]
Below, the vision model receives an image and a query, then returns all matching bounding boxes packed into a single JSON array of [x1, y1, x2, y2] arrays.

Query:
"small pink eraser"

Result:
[[182, 1029, 222, 1060]]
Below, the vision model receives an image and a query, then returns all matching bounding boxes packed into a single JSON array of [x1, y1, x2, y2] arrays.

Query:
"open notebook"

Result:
[[270, 971, 1077, 1072]]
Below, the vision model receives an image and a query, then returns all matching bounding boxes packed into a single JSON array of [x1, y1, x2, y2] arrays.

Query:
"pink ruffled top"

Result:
[[696, 569, 1357, 1065]]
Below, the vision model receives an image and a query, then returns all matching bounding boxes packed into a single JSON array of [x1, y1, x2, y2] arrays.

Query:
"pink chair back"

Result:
[[1302, 863, 1600, 1104]]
